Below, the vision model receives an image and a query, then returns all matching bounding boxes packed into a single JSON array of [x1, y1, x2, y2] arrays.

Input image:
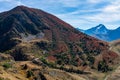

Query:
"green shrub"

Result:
[[87, 55, 95, 65], [47, 62, 56, 67], [40, 57, 47, 64], [56, 59, 62, 65], [27, 70, 34, 78], [3, 63, 12, 69], [0, 78, 4, 80], [98, 60, 109, 72]]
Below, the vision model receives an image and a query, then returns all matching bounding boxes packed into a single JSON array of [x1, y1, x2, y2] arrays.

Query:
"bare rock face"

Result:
[[32, 58, 43, 65]]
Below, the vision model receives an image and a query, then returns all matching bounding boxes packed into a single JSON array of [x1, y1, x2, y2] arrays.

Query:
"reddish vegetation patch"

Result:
[[47, 56, 56, 62], [55, 42, 68, 53], [102, 51, 118, 63]]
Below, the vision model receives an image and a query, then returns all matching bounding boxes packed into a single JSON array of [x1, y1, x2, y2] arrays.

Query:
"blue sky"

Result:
[[0, 0, 120, 29]]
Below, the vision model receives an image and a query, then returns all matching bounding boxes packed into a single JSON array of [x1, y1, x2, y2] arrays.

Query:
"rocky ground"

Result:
[[0, 61, 87, 80], [0, 60, 116, 80]]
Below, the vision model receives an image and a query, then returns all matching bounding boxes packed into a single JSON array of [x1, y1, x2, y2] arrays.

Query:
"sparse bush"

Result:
[[87, 55, 95, 65], [56, 59, 62, 65], [98, 60, 109, 72], [0, 77, 10, 80], [27, 70, 34, 78], [22, 64, 28, 70], [82, 62, 88, 66], [0, 78, 4, 80], [40, 57, 47, 64], [59, 66, 84, 74], [36, 41, 48, 50], [47, 62, 55, 67], [39, 72, 47, 80], [2, 62, 12, 69], [40, 57, 56, 67]]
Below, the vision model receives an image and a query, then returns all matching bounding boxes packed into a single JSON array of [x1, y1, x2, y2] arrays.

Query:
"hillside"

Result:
[[110, 39, 120, 55], [0, 6, 119, 80], [103, 40, 120, 80]]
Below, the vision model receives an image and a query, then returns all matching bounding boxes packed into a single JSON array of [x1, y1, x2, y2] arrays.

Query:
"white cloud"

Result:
[[68, 9, 101, 15], [0, 0, 12, 2], [57, 0, 82, 7], [87, 0, 120, 23], [72, 0, 120, 29], [87, 0, 104, 4], [31, 0, 81, 8], [16, 0, 23, 5], [23, 0, 120, 29], [0, 0, 23, 5]]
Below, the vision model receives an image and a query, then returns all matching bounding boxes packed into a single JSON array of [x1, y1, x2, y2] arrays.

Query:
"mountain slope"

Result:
[[107, 27, 120, 41], [0, 6, 119, 75], [104, 40, 120, 80], [77, 24, 120, 41], [110, 39, 120, 55]]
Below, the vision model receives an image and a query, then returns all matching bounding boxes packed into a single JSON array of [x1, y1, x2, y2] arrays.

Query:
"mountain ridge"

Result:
[[77, 24, 120, 41]]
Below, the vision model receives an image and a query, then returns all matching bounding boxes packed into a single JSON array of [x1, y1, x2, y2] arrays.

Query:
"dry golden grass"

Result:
[[109, 40, 120, 55]]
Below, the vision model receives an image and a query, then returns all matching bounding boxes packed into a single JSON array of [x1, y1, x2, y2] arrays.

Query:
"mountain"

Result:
[[77, 24, 120, 41], [84, 24, 108, 35], [0, 6, 119, 80], [107, 27, 120, 41]]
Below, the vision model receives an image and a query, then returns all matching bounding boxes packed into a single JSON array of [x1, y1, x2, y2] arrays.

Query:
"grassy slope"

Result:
[[104, 40, 120, 80], [0, 61, 114, 80], [109, 39, 120, 55]]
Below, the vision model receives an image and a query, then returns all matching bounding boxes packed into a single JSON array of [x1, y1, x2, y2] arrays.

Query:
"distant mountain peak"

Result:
[[98, 24, 105, 26], [83, 24, 108, 35], [96, 24, 107, 30], [77, 24, 120, 41], [97, 24, 105, 28], [94, 24, 108, 34]]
